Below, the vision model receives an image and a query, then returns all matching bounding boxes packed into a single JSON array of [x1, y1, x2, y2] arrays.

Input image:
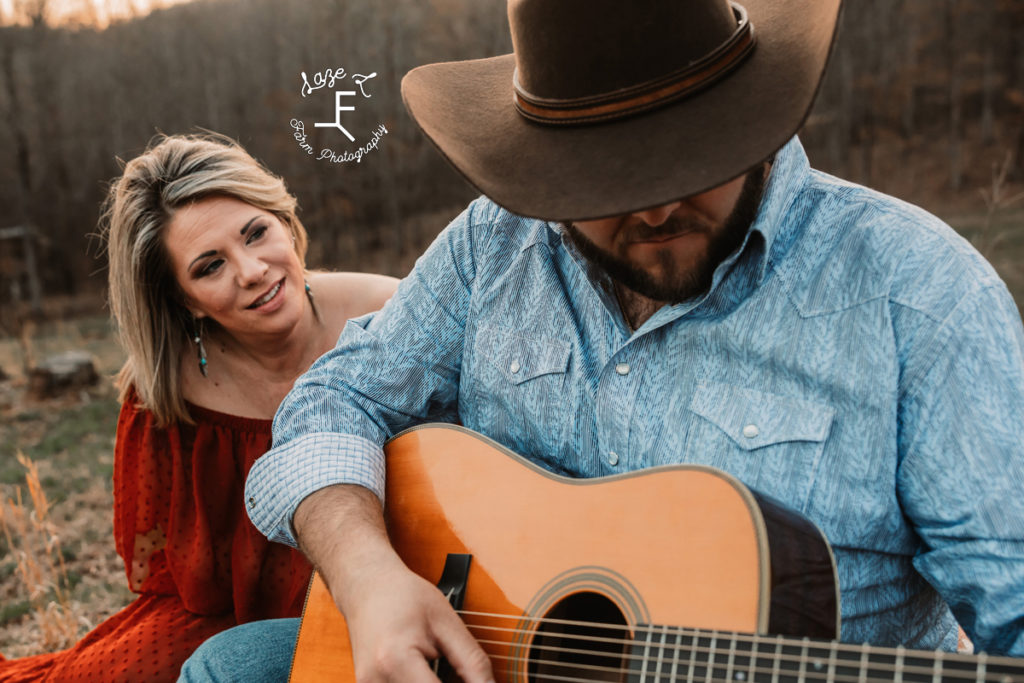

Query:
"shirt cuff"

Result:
[[244, 432, 385, 547]]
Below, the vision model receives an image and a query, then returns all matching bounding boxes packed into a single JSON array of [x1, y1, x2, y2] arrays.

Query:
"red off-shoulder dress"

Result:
[[0, 393, 312, 681]]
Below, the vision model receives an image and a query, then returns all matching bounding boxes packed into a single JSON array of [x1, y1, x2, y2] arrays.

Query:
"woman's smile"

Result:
[[247, 278, 286, 311]]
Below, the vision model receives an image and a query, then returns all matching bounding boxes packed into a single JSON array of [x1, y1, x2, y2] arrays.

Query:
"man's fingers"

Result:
[[371, 649, 446, 683], [354, 631, 489, 683], [432, 609, 496, 683]]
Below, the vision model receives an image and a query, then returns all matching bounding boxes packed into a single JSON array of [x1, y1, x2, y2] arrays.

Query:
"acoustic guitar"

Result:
[[288, 424, 1023, 682]]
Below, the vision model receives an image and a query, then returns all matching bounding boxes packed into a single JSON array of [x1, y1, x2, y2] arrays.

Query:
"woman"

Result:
[[0, 134, 398, 681]]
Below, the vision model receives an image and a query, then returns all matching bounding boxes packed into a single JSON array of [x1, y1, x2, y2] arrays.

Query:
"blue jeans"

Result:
[[178, 618, 300, 682]]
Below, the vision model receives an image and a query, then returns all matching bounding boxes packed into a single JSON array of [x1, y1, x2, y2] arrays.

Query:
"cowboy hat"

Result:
[[401, 0, 842, 221]]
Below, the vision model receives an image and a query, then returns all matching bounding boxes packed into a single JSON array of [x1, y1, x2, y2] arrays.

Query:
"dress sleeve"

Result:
[[113, 392, 176, 595], [896, 282, 1024, 656], [245, 197, 497, 546]]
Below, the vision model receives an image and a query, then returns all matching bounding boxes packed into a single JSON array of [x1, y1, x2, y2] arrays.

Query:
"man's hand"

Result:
[[294, 484, 495, 683], [342, 558, 494, 682]]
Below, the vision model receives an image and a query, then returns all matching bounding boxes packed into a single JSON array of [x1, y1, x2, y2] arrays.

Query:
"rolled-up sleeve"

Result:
[[897, 282, 1024, 655], [245, 197, 496, 546]]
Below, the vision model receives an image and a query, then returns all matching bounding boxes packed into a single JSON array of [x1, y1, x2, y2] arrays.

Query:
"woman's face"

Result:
[[164, 195, 307, 340]]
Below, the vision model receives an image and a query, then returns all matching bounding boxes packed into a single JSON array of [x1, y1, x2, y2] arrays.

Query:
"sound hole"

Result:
[[527, 591, 629, 683]]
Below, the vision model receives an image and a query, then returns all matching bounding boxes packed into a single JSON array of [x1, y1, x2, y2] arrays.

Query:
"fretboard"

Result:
[[623, 625, 1024, 683]]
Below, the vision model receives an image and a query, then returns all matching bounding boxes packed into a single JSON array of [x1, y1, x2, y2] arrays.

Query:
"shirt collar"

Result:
[[521, 218, 564, 252], [746, 136, 812, 284]]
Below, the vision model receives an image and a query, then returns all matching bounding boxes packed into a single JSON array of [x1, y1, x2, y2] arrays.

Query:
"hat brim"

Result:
[[401, 0, 841, 221]]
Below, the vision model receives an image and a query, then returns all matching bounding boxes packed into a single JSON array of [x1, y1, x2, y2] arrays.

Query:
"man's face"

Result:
[[565, 167, 766, 303]]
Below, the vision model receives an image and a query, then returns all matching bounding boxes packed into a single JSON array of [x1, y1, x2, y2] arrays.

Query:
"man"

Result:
[[181, 0, 1024, 680]]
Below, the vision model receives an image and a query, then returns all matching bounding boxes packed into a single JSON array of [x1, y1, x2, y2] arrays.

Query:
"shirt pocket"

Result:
[[461, 324, 571, 466], [684, 381, 835, 512], [477, 326, 571, 385]]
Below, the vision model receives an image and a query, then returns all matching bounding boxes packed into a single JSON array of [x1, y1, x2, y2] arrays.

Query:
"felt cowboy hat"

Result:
[[401, 0, 842, 222]]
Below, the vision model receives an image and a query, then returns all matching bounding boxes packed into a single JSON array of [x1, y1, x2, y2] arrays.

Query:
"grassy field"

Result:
[[0, 314, 133, 658], [0, 201, 1021, 660]]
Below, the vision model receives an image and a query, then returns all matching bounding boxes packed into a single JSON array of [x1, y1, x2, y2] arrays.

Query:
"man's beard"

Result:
[[565, 168, 767, 304]]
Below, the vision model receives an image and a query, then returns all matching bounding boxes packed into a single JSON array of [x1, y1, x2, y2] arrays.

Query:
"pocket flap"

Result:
[[478, 325, 570, 385], [689, 382, 834, 450]]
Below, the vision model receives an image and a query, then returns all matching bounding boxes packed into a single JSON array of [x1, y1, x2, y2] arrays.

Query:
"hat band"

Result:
[[513, 2, 755, 126]]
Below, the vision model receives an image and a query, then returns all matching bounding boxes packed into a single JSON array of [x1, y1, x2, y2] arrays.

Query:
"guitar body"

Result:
[[289, 424, 840, 681]]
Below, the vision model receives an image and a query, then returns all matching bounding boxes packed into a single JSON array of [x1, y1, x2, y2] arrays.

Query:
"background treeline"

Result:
[[0, 0, 1022, 313]]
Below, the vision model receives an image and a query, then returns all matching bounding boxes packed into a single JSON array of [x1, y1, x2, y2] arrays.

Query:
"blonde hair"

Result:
[[100, 133, 309, 425]]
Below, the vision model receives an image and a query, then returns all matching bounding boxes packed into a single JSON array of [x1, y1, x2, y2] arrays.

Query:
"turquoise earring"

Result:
[[305, 280, 321, 321], [193, 317, 208, 378]]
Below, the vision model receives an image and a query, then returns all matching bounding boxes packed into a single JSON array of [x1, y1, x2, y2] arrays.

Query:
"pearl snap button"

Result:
[[509, 360, 521, 374], [742, 424, 759, 439], [615, 362, 630, 376], [608, 451, 620, 466]]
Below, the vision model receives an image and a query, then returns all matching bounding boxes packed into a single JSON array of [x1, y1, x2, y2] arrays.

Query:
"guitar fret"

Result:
[[827, 639, 838, 683], [776, 635, 806, 683], [686, 631, 700, 683], [904, 650, 940, 682], [747, 633, 773, 683], [831, 637, 864, 683], [943, 651, 979, 683], [655, 625, 668, 681], [728, 633, 754, 682], [726, 635, 737, 683], [799, 637, 809, 683], [806, 639, 833, 682], [640, 625, 655, 682], [668, 626, 681, 683], [932, 650, 943, 683], [744, 634, 757, 683], [896, 645, 905, 683], [707, 633, 718, 683], [772, 635, 783, 683]]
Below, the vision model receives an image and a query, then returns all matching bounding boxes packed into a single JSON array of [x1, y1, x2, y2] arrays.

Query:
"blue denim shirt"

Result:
[[247, 138, 1024, 655]]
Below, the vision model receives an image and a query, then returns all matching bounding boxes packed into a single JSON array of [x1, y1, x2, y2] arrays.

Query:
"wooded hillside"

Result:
[[1, 0, 1022, 306]]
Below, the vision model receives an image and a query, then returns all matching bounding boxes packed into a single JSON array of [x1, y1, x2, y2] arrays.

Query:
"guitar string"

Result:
[[473, 648, 1020, 683], [454, 609, 1020, 670], [458, 621, 1019, 681], [472, 646, 1023, 683], [467, 635, 1012, 683], [477, 649, 909, 683]]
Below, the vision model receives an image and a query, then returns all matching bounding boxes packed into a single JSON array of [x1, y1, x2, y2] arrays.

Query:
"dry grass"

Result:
[[0, 314, 132, 659], [0, 453, 81, 653]]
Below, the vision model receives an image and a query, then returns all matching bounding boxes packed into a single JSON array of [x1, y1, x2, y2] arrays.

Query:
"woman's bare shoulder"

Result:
[[307, 271, 400, 332]]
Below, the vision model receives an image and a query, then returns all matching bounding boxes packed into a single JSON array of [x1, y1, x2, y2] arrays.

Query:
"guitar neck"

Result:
[[624, 626, 1024, 683]]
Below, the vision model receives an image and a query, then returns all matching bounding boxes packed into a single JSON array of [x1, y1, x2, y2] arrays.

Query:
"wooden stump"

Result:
[[27, 351, 99, 400]]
